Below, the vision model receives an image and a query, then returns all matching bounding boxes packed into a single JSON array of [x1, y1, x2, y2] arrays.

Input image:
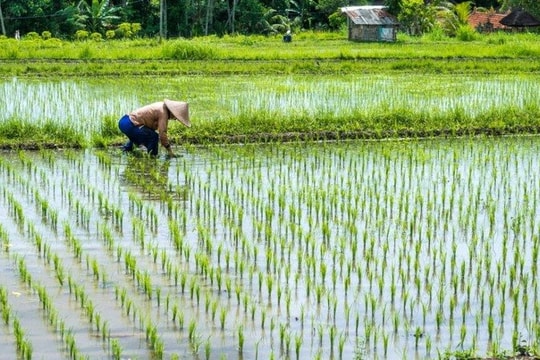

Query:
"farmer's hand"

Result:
[[166, 148, 176, 159]]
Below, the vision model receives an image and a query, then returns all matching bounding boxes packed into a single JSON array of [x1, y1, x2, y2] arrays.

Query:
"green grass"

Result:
[[1, 32, 539, 76]]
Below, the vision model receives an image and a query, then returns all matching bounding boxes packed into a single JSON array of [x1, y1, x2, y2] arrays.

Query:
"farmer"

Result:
[[283, 30, 292, 43], [118, 99, 190, 157]]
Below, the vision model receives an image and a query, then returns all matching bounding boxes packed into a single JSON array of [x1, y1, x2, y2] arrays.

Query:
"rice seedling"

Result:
[[3, 134, 540, 359], [237, 325, 245, 354], [220, 307, 227, 330]]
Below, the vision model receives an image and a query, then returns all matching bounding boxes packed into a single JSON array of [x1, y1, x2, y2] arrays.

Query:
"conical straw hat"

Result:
[[164, 99, 191, 127]]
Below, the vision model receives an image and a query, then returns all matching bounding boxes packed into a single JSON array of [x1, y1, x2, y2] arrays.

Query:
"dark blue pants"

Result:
[[118, 115, 159, 155]]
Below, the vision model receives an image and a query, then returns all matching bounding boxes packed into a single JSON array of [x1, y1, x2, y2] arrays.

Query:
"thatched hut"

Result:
[[500, 9, 540, 30], [341, 6, 399, 42]]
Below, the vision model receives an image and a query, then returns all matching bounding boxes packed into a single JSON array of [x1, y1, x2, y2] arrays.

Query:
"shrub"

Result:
[[41, 31, 52, 40], [132, 23, 142, 35], [328, 11, 345, 31], [106, 30, 115, 40], [116, 23, 142, 39], [161, 39, 216, 60], [116, 23, 132, 38], [75, 30, 89, 41], [90, 32, 103, 41], [422, 26, 449, 41], [456, 25, 477, 41], [25, 32, 41, 40]]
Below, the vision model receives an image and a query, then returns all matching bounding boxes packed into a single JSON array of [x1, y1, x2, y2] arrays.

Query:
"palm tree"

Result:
[[77, 0, 120, 33], [258, 8, 302, 35], [436, 1, 472, 36]]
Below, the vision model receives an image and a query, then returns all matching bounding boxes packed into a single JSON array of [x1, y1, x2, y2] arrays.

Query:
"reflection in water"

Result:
[[120, 154, 188, 201]]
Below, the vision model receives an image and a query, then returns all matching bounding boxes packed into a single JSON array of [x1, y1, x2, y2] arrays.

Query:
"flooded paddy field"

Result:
[[1, 136, 540, 359]]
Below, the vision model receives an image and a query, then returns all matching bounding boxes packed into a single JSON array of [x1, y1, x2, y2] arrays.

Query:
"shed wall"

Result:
[[349, 24, 397, 42]]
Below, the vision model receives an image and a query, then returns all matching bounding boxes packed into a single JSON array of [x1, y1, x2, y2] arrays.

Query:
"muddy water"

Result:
[[1, 137, 539, 359]]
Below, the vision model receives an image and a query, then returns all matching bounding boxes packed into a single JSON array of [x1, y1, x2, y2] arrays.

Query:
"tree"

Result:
[[234, 0, 267, 34], [0, 0, 72, 37], [385, 0, 402, 16], [56, 5, 87, 36], [436, 1, 472, 36], [77, 0, 121, 33], [316, 0, 353, 29], [398, 0, 438, 35]]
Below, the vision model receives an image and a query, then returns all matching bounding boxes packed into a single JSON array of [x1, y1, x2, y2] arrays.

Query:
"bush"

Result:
[[161, 39, 216, 60], [90, 32, 103, 41], [25, 32, 41, 40], [106, 30, 115, 40], [328, 11, 346, 31], [75, 30, 89, 41], [116, 23, 142, 39], [422, 26, 449, 41], [456, 25, 477, 41], [41, 31, 52, 40]]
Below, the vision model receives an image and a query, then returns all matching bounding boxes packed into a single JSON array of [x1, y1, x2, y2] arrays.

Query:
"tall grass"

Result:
[[1, 32, 539, 60]]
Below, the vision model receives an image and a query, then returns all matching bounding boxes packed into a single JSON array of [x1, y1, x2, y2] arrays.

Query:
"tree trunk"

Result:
[[160, 0, 167, 39], [0, 0, 6, 36], [205, 0, 214, 36], [231, 0, 236, 33], [226, 0, 238, 33]]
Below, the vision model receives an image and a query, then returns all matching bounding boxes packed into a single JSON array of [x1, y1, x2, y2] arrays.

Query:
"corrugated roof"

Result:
[[341, 6, 398, 26]]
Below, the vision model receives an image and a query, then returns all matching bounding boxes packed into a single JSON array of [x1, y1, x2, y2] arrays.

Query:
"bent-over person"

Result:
[[118, 99, 190, 157]]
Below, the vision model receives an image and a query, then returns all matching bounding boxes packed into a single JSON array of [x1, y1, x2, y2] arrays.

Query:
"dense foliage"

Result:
[[0, 0, 530, 40]]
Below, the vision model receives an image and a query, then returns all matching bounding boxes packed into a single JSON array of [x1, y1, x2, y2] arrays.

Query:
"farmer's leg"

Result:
[[123, 140, 134, 151], [138, 127, 159, 156], [118, 115, 137, 151]]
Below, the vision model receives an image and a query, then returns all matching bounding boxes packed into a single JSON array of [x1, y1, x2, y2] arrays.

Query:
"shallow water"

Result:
[[0, 137, 539, 359]]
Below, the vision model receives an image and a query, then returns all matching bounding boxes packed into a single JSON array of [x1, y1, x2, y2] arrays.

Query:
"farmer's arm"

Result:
[[157, 112, 175, 157]]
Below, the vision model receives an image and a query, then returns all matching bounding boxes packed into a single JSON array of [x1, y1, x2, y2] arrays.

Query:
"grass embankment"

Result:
[[0, 31, 539, 149], [1, 32, 540, 76]]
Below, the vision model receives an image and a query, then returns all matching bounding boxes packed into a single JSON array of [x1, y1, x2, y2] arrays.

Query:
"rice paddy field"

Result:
[[1, 73, 540, 148], [1, 135, 540, 359], [2, 34, 540, 359]]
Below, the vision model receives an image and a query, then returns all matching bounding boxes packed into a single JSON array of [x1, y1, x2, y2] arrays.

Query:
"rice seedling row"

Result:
[[1, 135, 540, 359], [1, 74, 539, 147]]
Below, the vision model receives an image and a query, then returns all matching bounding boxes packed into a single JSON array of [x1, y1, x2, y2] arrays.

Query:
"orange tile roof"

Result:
[[468, 11, 510, 30]]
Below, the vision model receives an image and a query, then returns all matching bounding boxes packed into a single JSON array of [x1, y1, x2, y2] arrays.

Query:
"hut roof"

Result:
[[500, 9, 540, 27], [341, 6, 398, 26], [468, 10, 509, 30]]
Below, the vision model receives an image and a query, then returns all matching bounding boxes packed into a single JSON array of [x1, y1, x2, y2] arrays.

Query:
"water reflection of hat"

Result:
[[164, 99, 191, 127]]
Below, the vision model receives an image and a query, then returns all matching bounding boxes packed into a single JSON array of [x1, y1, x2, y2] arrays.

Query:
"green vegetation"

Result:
[[1, 32, 540, 64], [0, 33, 539, 149], [2, 138, 540, 358]]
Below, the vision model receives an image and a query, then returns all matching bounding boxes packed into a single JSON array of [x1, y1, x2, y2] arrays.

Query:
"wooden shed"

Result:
[[341, 6, 399, 42]]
